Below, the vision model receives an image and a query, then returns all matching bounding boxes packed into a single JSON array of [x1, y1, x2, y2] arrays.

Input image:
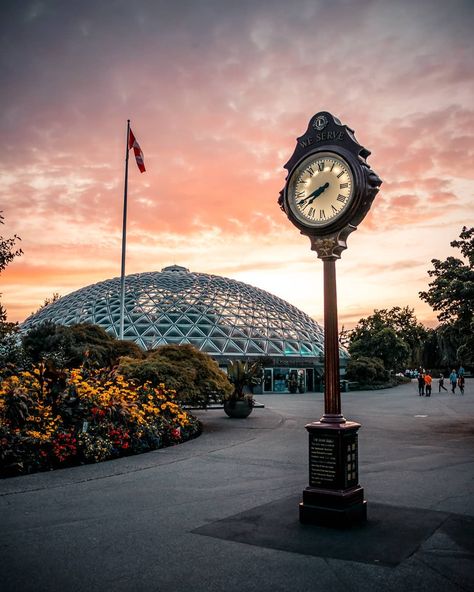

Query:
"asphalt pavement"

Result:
[[1, 379, 473, 592]]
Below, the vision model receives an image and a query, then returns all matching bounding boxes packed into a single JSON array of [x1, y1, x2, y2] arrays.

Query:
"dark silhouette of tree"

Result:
[[348, 306, 426, 371], [0, 211, 23, 342], [419, 227, 474, 365]]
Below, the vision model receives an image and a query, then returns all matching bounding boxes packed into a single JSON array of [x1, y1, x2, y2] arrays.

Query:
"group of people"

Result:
[[447, 367, 465, 395], [417, 370, 433, 396], [417, 366, 465, 396]]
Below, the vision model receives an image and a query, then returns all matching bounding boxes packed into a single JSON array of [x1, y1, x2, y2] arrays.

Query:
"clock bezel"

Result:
[[284, 146, 367, 235], [286, 151, 355, 229]]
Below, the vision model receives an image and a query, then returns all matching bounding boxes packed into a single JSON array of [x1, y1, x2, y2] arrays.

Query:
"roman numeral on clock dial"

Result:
[[288, 152, 354, 227]]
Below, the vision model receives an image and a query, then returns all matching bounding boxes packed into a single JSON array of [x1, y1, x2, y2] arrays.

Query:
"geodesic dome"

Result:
[[21, 265, 339, 360]]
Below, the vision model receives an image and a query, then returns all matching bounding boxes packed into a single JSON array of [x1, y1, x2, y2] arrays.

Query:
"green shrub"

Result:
[[119, 344, 232, 407], [345, 356, 389, 386], [22, 322, 144, 369]]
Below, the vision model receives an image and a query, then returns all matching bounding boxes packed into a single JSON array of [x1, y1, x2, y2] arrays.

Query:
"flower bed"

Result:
[[0, 366, 201, 477]]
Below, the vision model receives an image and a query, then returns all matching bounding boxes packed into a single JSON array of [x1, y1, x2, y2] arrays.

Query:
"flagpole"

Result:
[[119, 119, 130, 340]]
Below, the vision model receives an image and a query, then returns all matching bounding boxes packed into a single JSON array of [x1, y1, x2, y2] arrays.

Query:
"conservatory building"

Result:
[[21, 265, 349, 393]]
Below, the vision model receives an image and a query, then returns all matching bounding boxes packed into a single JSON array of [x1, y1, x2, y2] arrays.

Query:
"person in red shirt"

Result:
[[424, 371, 432, 397]]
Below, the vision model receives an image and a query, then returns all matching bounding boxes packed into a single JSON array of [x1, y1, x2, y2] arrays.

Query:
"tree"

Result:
[[349, 324, 410, 372], [347, 306, 429, 372], [119, 344, 233, 407], [0, 212, 23, 274], [378, 307, 428, 367], [349, 306, 427, 369], [0, 212, 23, 361], [419, 226, 474, 365]]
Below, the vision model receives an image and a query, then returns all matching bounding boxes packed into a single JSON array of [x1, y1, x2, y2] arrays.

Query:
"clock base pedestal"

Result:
[[299, 421, 367, 528], [299, 487, 367, 528]]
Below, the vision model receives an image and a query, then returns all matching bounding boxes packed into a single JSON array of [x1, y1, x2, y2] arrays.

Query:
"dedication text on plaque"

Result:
[[309, 434, 338, 488]]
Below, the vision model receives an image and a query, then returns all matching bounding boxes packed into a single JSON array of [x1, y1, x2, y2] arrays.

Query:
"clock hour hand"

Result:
[[298, 182, 330, 205]]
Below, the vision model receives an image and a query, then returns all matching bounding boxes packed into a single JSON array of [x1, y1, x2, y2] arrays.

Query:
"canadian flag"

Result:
[[128, 128, 146, 173]]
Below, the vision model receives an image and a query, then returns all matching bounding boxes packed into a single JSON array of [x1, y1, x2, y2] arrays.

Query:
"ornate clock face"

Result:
[[287, 152, 355, 228]]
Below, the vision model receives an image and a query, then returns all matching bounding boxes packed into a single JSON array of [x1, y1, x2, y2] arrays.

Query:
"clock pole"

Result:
[[278, 111, 382, 528], [298, 233, 367, 527], [321, 258, 344, 423]]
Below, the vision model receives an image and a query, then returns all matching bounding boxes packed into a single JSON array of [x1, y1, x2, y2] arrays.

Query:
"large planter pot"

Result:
[[223, 399, 253, 418]]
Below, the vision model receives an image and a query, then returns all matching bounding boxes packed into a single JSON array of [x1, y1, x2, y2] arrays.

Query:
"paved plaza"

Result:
[[1, 380, 473, 592]]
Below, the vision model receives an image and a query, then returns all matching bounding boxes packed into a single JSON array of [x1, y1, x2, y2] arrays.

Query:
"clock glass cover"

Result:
[[287, 152, 354, 227]]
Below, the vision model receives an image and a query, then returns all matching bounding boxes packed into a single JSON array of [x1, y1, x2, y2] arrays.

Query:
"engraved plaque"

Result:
[[309, 433, 339, 488]]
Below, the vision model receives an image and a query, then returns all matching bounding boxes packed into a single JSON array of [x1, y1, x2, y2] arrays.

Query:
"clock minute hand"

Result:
[[298, 182, 330, 205]]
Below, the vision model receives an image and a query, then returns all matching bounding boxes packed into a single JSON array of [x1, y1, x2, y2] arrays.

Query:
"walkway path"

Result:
[[1, 380, 473, 592]]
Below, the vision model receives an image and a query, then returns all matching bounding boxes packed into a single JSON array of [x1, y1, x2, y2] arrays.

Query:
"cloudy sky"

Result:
[[1, 0, 473, 328]]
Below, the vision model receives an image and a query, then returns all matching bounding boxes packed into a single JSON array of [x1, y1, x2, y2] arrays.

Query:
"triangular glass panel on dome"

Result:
[[186, 327, 207, 338], [223, 341, 245, 354], [268, 330, 282, 340], [124, 328, 139, 337], [141, 327, 160, 337], [186, 313, 201, 322], [230, 328, 248, 339], [196, 324, 212, 336], [210, 337, 226, 351], [267, 342, 283, 355], [246, 342, 265, 354], [209, 327, 228, 339], [284, 341, 299, 354], [187, 338, 206, 349], [176, 315, 195, 326], [232, 317, 247, 327], [230, 338, 247, 351], [166, 337, 185, 344], [94, 315, 110, 324], [201, 340, 221, 354], [164, 327, 185, 338], [197, 316, 214, 327]]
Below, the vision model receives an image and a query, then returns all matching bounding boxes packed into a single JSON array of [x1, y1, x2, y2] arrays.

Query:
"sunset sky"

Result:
[[1, 0, 473, 330]]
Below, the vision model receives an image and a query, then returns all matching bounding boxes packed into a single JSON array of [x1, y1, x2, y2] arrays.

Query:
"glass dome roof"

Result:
[[21, 266, 343, 360]]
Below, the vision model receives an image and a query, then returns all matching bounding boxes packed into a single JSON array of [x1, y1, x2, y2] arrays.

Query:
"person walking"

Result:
[[439, 373, 448, 392], [449, 369, 457, 393], [424, 371, 432, 397], [418, 372, 425, 396], [458, 374, 465, 395]]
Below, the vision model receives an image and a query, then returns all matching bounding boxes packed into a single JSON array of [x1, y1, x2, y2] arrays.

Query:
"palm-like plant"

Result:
[[226, 360, 262, 402]]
